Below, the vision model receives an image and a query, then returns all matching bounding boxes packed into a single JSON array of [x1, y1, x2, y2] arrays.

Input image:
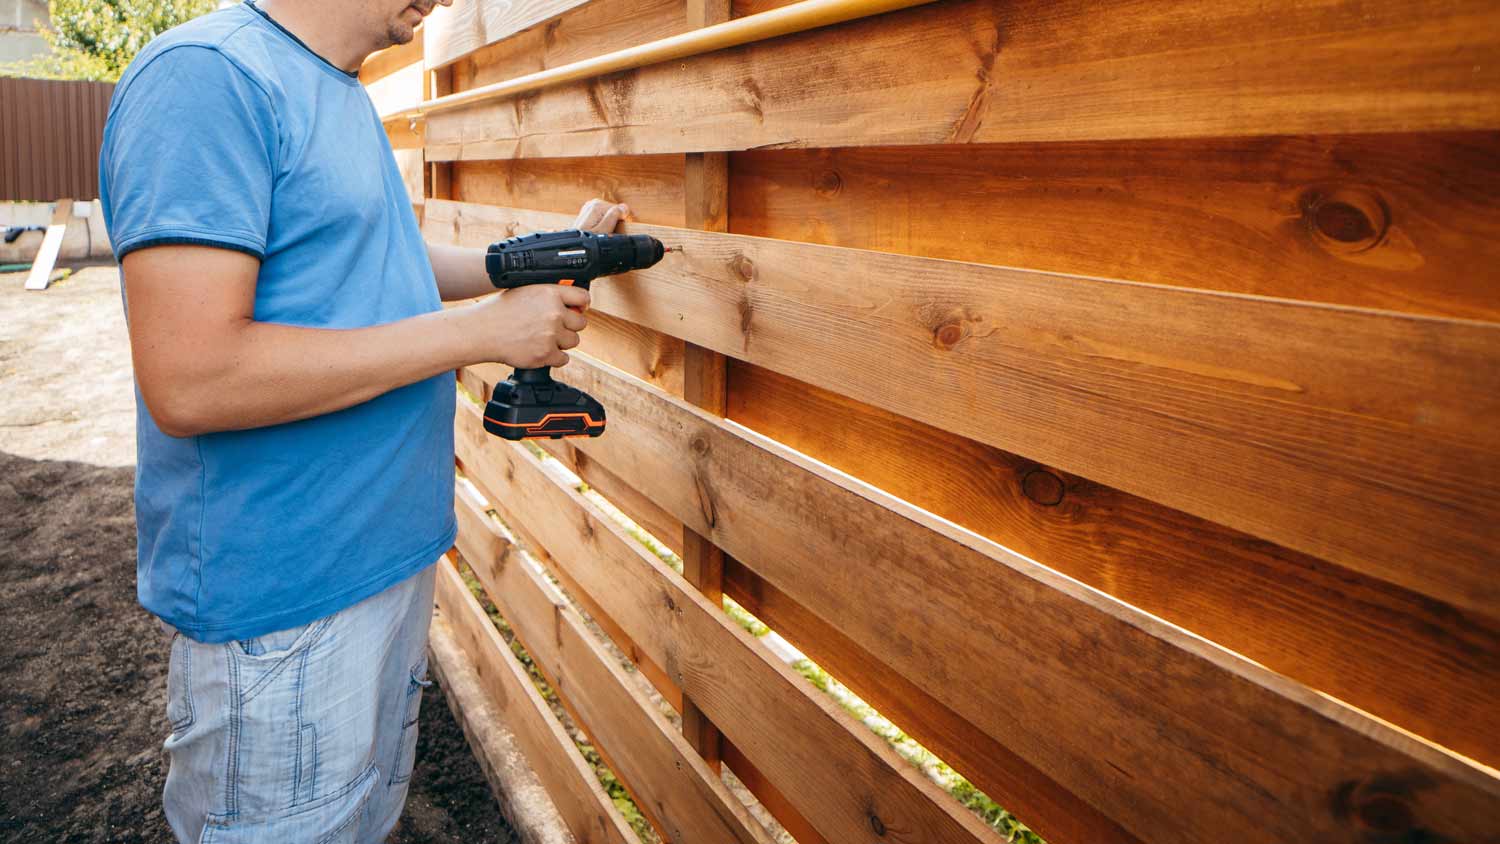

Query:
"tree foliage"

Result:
[[0, 0, 218, 81]]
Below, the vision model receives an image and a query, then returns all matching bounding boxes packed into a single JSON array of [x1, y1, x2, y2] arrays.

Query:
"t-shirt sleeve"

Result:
[[101, 45, 277, 261]]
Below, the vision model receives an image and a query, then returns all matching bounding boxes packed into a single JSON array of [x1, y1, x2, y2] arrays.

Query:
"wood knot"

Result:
[[690, 435, 711, 457], [1301, 186, 1388, 255], [867, 811, 887, 837], [1331, 773, 1432, 839], [1021, 469, 1065, 506], [1356, 793, 1414, 833], [729, 253, 756, 282], [813, 169, 843, 197], [933, 321, 967, 351]]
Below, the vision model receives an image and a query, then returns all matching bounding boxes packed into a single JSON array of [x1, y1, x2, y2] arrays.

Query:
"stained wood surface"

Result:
[[426, 199, 1500, 621], [722, 557, 1142, 844], [425, 0, 597, 71], [449, 0, 685, 92], [731, 134, 1500, 321], [425, 0, 1500, 159], [453, 398, 1006, 844], [366, 59, 425, 118], [466, 356, 1500, 844], [453, 483, 775, 844], [726, 361, 1500, 766], [433, 559, 637, 844], [427, 604, 576, 844], [454, 155, 687, 225]]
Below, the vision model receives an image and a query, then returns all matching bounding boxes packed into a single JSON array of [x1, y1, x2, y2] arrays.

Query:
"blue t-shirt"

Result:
[[100, 1, 456, 643]]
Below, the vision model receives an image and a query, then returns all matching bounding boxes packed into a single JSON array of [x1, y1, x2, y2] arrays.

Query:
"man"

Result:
[[99, 1, 626, 840]]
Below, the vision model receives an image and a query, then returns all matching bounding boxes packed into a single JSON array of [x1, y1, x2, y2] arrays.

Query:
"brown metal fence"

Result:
[[0, 77, 114, 201]]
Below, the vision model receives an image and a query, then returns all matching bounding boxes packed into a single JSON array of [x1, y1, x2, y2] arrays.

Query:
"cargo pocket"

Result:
[[166, 632, 195, 736], [199, 763, 378, 844], [388, 653, 431, 786]]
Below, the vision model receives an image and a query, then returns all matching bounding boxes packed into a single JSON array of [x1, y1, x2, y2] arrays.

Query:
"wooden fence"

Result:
[[363, 1, 1500, 841], [0, 77, 114, 201]]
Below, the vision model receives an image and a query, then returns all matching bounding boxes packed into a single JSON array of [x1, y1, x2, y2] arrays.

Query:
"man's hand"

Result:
[[574, 199, 629, 234], [426, 198, 631, 302], [461, 284, 590, 369]]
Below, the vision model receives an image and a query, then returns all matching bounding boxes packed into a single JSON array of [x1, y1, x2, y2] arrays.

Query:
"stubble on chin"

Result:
[[376, 16, 417, 50]]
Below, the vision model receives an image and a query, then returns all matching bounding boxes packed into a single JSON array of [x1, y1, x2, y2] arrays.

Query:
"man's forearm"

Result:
[[427, 242, 493, 301], [150, 307, 478, 437]]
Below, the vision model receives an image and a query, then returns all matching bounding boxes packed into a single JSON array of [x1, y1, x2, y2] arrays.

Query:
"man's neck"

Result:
[[256, 0, 372, 73]]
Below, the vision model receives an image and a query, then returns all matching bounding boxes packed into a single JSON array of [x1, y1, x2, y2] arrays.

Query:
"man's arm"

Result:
[[124, 244, 588, 437], [428, 199, 629, 301]]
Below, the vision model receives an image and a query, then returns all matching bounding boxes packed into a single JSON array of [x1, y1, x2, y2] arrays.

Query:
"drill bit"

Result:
[[662, 245, 684, 253]]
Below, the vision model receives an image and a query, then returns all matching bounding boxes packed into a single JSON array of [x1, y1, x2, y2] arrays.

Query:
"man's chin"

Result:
[[382, 22, 416, 47]]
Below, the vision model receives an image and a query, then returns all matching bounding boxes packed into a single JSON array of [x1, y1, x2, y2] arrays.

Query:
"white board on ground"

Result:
[[24, 224, 66, 291]]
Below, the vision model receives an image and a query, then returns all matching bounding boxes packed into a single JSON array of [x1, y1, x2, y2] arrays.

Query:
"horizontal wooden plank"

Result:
[[433, 558, 637, 844], [427, 600, 576, 844], [454, 155, 687, 225], [454, 446, 690, 713], [721, 556, 1142, 844], [425, 0, 596, 71], [425, 0, 1500, 159], [726, 360, 1500, 767], [450, 0, 685, 93], [366, 58, 425, 119], [454, 482, 776, 844], [383, 115, 425, 149], [453, 397, 1004, 844], [467, 356, 1500, 844], [427, 199, 1500, 621], [730, 134, 1500, 321]]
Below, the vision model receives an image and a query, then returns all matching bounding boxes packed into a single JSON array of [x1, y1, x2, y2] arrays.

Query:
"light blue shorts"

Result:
[[161, 564, 438, 843]]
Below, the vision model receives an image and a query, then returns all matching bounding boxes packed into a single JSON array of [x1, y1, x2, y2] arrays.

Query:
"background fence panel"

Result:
[[0, 77, 113, 201]]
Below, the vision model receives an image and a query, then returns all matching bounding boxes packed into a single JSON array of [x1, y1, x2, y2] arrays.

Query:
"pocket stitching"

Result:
[[237, 617, 335, 704], [167, 633, 196, 735], [202, 762, 379, 834]]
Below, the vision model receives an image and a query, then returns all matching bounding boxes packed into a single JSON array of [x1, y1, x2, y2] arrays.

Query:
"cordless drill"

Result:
[[482, 229, 672, 440]]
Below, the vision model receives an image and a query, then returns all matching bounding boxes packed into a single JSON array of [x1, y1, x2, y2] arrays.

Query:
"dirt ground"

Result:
[[0, 266, 515, 843]]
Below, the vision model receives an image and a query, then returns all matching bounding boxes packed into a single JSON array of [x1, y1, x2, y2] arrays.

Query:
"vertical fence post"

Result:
[[679, 0, 733, 775]]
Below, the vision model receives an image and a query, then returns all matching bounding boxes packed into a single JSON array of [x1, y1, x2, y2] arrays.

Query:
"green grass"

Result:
[[459, 564, 660, 844]]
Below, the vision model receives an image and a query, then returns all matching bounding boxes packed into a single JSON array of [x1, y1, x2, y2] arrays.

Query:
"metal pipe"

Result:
[[385, 0, 937, 122]]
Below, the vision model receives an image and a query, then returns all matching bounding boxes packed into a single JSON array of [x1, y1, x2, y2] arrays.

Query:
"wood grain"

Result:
[[426, 200, 1500, 621], [453, 483, 776, 844], [730, 134, 1500, 321], [425, 0, 597, 71], [725, 361, 1500, 767], [449, 0, 685, 92], [466, 356, 1500, 844], [454, 154, 687, 225], [425, 0, 1500, 159], [722, 556, 1142, 844], [427, 603, 576, 844], [453, 398, 1006, 844], [434, 558, 637, 844]]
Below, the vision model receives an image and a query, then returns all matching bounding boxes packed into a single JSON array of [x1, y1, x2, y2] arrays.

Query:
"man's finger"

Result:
[[562, 309, 588, 332], [558, 286, 592, 310], [549, 350, 571, 368], [557, 329, 581, 350], [575, 198, 606, 230], [596, 204, 624, 233]]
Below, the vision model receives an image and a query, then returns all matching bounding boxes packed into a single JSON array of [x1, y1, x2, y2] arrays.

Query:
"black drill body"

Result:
[[483, 229, 667, 440]]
